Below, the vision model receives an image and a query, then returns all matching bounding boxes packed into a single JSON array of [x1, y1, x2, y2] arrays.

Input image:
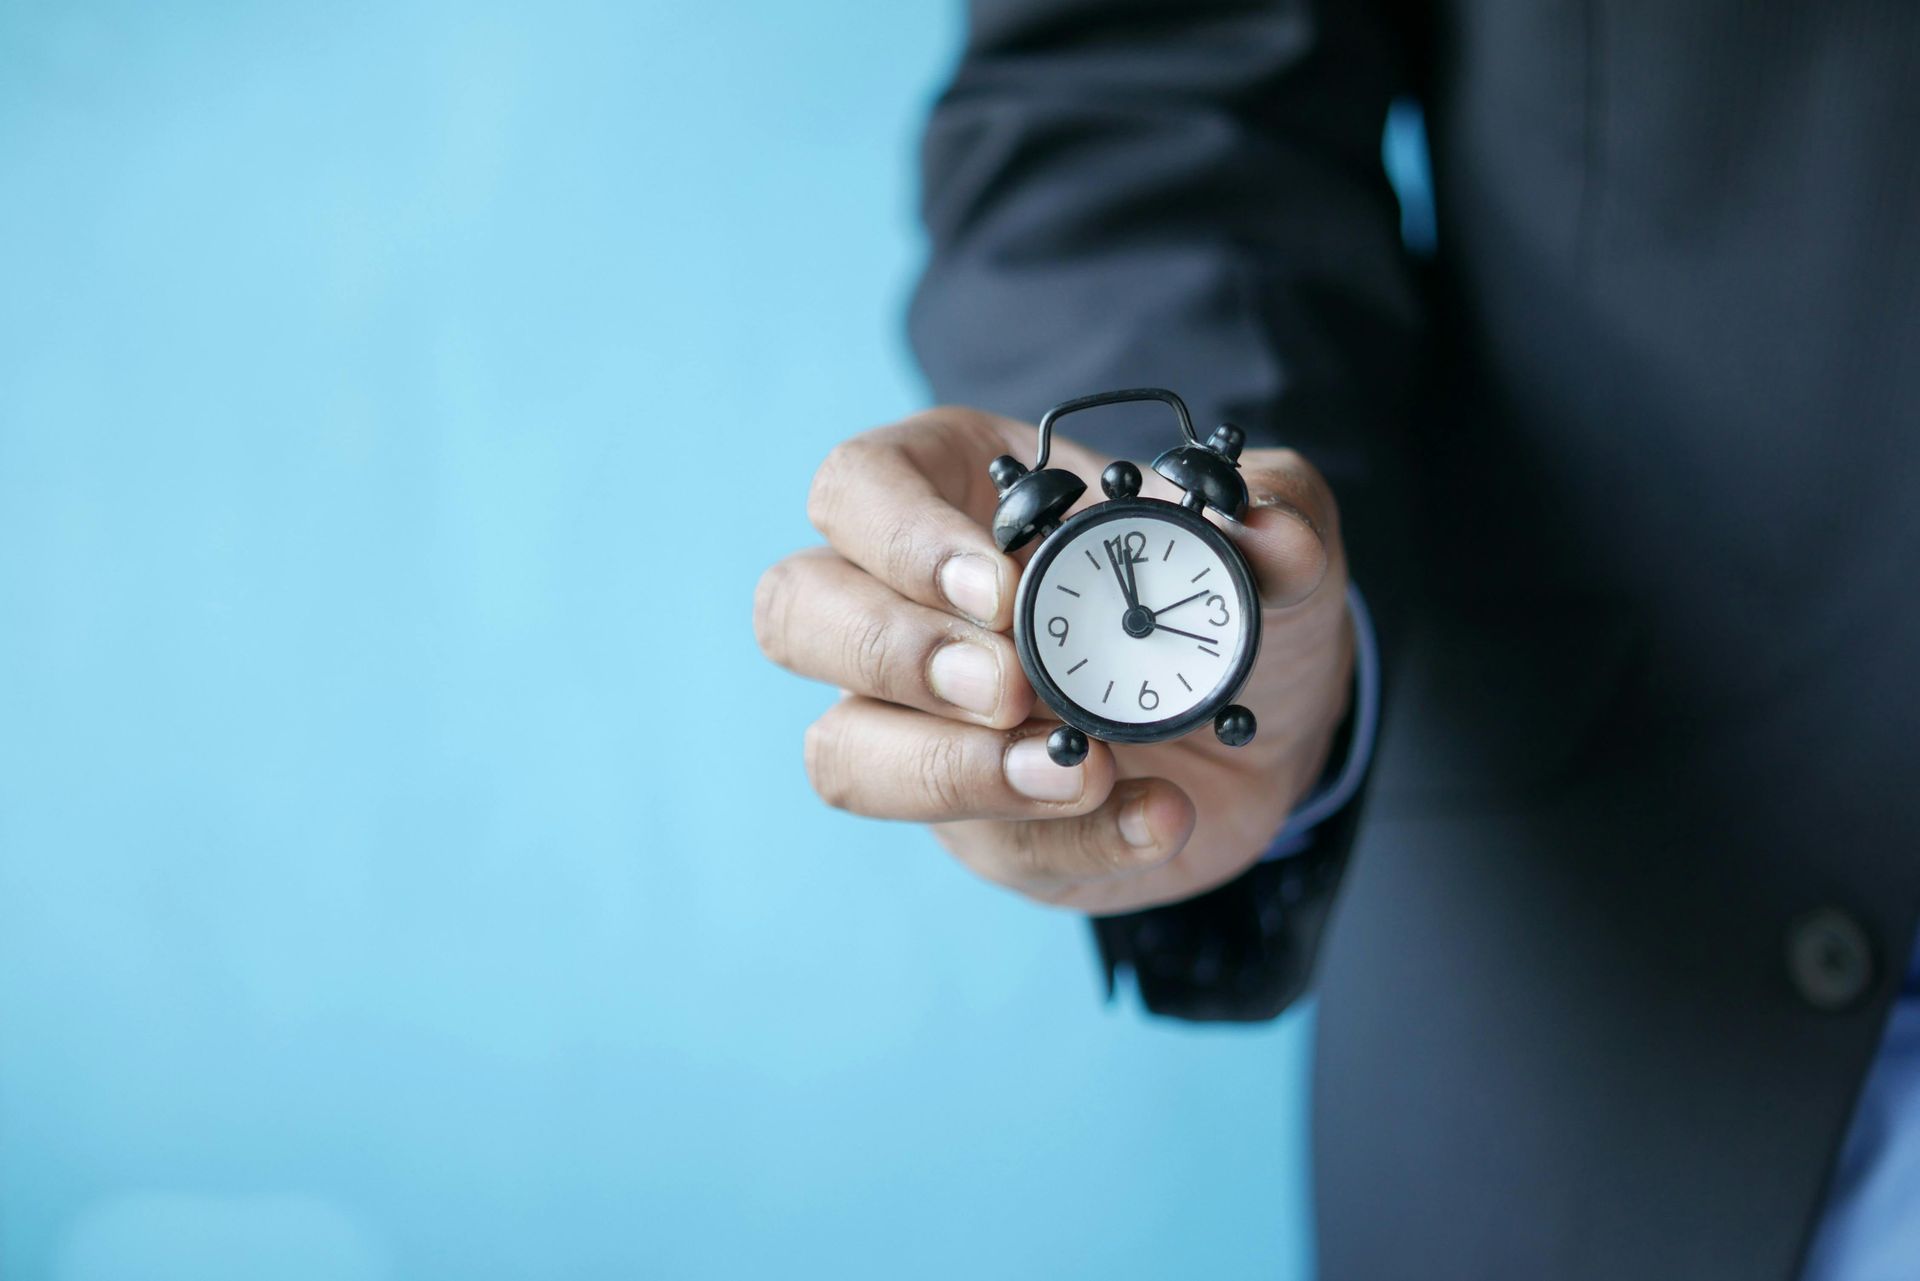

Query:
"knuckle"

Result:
[[933, 406, 1004, 455], [913, 731, 973, 814], [808, 436, 887, 536], [1005, 810, 1128, 880], [906, 404, 989, 438], [806, 439, 857, 534], [878, 515, 927, 592], [996, 818, 1053, 883], [802, 717, 853, 811], [751, 561, 796, 666], [842, 609, 896, 695]]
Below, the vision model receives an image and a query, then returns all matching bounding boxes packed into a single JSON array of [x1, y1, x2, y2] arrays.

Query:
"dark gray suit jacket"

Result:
[[908, 1, 1920, 1276]]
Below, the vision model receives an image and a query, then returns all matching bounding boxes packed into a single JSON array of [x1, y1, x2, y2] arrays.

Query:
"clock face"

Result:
[[1016, 500, 1260, 742]]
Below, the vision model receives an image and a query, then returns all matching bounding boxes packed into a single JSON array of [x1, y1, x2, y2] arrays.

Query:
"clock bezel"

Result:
[[1014, 496, 1261, 745]]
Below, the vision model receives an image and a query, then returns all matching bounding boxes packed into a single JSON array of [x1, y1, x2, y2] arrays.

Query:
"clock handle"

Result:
[[1031, 387, 1196, 470], [987, 387, 1199, 553]]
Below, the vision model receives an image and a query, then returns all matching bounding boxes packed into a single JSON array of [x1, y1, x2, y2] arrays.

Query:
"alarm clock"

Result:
[[986, 388, 1261, 767]]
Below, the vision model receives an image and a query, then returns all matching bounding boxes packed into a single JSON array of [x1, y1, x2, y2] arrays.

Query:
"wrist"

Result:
[[1265, 583, 1379, 858]]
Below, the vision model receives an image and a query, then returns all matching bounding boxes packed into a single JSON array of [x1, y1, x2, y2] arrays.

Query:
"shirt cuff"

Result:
[[1262, 582, 1380, 860]]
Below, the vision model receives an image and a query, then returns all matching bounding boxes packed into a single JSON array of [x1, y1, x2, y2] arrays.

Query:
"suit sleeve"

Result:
[[909, 0, 1428, 1021]]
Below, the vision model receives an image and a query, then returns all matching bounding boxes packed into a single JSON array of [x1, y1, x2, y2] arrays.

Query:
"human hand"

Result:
[[754, 407, 1353, 914]]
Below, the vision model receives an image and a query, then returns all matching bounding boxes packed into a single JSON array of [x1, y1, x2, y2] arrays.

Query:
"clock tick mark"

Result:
[[1056, 585, 1081, 597], [1067, 658, 1088, 674], [1198, 645, 1220, 657], [1102, 680, 1114, 704], [1190, 566, 1211, 583], [1163, 540, 1175, 561], [1177, 673, 1192, 691], [1084, 549, 1101, 569]]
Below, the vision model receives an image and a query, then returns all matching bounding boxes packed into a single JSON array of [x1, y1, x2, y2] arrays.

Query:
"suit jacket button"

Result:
[[1787, 908, 1876, 1012]]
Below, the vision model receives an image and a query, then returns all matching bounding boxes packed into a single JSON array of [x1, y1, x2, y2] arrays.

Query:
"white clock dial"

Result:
[[1025, 510, 1253, 727]]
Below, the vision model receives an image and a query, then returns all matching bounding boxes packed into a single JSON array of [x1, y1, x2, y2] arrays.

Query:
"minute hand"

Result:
[[1150, 622, 1220, 645], [1150, 589, 1208, 616]]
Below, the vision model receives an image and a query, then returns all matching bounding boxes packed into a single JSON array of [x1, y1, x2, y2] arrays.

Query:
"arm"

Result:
[[911, 0, 1425, 1019]]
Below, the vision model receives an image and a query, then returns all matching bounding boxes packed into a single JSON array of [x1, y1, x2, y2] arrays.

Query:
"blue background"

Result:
[[0, 3, 1329, 1278]]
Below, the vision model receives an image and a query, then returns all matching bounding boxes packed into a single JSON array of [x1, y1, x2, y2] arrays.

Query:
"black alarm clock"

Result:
[[986, 388, 1261, 767]]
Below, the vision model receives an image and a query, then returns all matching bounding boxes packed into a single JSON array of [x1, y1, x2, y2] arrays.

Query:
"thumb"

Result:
[[1227, 448, 1343, 609]]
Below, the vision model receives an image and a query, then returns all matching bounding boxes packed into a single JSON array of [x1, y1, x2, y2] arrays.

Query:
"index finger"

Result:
[[806, 408, 1026, 630]]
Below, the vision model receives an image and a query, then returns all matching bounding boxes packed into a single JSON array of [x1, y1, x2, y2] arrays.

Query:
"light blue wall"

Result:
[[0, 3, 1315, 1278]]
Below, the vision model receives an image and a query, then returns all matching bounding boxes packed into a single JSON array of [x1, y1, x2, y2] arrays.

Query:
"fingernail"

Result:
[[940, 554, 1000, 623], [1250, 495, 1319, 538], [1005, 736, 1084, 802], [928, 643, 1000, 716], [1116, 783, 1156, 849]]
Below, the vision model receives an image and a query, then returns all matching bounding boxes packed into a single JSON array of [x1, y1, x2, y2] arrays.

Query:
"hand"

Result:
[[754, 407, 1354, 914]]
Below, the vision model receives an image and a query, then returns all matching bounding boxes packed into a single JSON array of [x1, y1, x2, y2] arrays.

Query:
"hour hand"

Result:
[[1103, 538, 1138, 608]]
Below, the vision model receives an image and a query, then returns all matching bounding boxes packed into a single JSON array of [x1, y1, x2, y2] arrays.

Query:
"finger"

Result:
[[938, 778, 1197, 895], [1229, 448, 1343, 609], [807, 410, 1028, 630], [803, 699, 1115, 822], [754, 548, 1034, 728]]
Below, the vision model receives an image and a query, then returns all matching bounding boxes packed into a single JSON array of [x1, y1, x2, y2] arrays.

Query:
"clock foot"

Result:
[[1046, 726, 1089, 767], [1214, 704, 1256, 748]]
